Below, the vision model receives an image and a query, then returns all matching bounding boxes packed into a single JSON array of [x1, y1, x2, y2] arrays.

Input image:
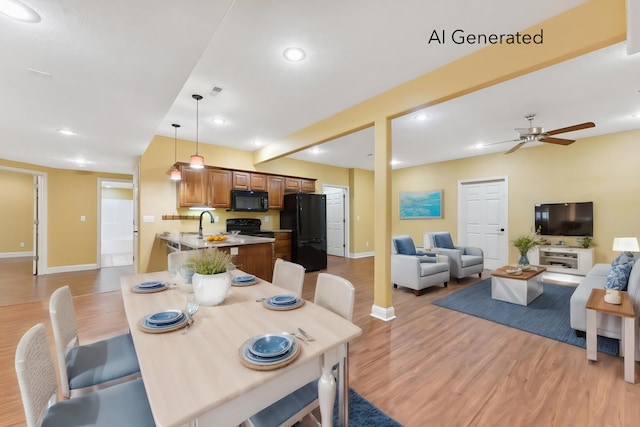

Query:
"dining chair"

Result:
[[246, 273, 355, 427], [15, 323, 155, 427], [49, 285, 140, 399], [272, 258, 306, 298]]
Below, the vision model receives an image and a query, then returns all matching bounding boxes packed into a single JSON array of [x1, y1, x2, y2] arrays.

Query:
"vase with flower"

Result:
[[512, 229, 543, 268]]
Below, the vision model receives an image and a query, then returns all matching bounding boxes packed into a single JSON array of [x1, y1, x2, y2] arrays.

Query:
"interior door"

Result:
[[325, 187, 346, 257], [32, 175, 40, 274], [458, 178, 508, 270]]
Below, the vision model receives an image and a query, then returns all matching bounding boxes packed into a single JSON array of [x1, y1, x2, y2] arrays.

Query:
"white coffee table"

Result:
[[491, 265, 546, 306]]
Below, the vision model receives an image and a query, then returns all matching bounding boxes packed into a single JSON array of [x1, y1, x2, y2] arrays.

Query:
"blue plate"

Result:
[[137, 281, 166, 289], [147, 309, 183, 325], [249, 334, 294, 358], [234, 275, 256, 282], [141, 313, 188, 330], [241, 337, 298, 365], [269, 294, 297, 305]]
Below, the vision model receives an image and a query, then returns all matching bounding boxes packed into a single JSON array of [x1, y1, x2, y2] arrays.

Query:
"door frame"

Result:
[[97, 178, 134, 268], [0, 165, 47, 275], [457, 176, 509, 270], [322, 184, 349, 258]]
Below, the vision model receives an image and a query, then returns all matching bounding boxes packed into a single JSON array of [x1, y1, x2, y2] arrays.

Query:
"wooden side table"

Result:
[[585, 288, 636, 383]]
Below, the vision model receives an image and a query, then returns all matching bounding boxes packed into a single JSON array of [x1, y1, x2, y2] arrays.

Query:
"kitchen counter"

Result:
[[157, 232, 275, 250]]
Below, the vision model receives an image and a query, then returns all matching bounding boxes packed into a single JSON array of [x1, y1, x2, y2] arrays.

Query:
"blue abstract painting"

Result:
[[399, 190, 442, 219]]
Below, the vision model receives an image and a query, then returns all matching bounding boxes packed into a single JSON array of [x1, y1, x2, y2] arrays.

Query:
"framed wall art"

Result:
[[399, 190, 443, 219]]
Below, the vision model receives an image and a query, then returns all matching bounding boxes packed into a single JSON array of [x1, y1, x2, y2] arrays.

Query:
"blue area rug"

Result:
[[332, 388, 402, 427], [433, 278, 619, 356]]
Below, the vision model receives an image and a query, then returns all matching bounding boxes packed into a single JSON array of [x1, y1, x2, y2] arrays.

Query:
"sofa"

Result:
[[391, 235, 450, 296], [569, 256, 640, 360]]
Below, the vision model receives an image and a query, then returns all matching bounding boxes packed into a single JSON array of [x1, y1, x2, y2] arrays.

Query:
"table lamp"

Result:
[[612, 237, 640, 257], [604, 237, 639, 304]]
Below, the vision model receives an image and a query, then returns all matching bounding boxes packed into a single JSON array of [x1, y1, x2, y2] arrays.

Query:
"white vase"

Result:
[[192, 272, 231, 306]]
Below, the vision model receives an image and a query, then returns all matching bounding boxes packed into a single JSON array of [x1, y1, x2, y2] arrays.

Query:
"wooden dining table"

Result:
[[119, 271, 362, 427]]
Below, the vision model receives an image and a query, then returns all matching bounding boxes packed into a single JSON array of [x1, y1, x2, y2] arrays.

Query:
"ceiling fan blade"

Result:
[[545, 122, 595, 136], [505, 141, 527, 154], [483, 138, 521, 147], [539, 136, 575, 145]]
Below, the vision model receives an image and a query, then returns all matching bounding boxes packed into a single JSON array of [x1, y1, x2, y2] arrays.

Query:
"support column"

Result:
[[370, 117, 396, 321]]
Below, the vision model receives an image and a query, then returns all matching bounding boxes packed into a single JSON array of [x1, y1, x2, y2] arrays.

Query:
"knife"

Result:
[[297, 327, 314, 341]]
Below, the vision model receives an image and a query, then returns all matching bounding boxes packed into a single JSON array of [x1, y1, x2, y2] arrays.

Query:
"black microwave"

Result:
[[229, 189, 269, 212]]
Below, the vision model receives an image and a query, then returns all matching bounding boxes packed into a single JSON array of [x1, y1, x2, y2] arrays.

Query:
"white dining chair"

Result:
[[15, 323, 155, 427], [246, 273, 355, 427], [272, 258, 306, 298], [49, 285, 140, 399]]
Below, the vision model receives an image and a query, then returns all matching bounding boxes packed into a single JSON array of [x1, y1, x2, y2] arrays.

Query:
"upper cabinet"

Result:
[[176, 163, 315, 209], [232, 171, 266, 191]]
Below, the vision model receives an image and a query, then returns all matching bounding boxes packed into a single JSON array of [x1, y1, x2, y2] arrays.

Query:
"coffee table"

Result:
[[491, 265, 546, 306]]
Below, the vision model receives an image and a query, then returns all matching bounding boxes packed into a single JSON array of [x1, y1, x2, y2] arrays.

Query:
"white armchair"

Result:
[[424, 231, 484, 282], [391, 235, 450, 296]]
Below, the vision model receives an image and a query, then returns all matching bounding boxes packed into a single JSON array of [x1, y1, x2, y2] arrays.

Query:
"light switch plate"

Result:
[[143, 215, 155, 223]]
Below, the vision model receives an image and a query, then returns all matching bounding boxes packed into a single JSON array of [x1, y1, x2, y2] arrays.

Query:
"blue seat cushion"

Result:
[[66, 333, 140, 390], [433, 233, 455, 249], [394, 237, 417, 255], [605, 253, 635, 290], [42, 378, 155, 427], [249, 380, 318, 427]]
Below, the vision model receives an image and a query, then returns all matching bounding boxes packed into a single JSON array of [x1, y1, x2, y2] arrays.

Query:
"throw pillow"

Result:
[[417, 255, 436, 263], [433, 233, 455, 249], [394, 237, 416, 255], [605, 253, 636, 290]]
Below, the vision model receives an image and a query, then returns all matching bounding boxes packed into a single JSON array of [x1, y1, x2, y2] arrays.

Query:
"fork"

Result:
[[297, 327, 315, 341]]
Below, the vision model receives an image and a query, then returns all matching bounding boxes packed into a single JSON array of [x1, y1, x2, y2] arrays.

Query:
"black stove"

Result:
[[226, 218, 275, 238]]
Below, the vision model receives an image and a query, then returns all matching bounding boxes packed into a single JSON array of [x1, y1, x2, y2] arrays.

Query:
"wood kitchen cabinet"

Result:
[[284, 177, 301, 192], [273, 231, 292, 262], [301, 179, 316, 192], [177, 165, 231, 208], [232, 171, 266, 191], [284, 177, 316, 193], [177, 165, 210, 208], [267, 175, 284, 210]]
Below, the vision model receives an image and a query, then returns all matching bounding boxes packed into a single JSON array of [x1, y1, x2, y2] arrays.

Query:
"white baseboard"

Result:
[[349, 251, 374, 259], [370, 304, 396, 321], [0, 251, 33, 259], [45, 264, 99, 274]]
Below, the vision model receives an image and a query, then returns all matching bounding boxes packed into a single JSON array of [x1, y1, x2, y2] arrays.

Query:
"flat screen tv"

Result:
[[534, 202, 593, 237]]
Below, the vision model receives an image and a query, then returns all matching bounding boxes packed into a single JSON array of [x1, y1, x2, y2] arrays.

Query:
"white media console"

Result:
[[529, 245, 594, 276]]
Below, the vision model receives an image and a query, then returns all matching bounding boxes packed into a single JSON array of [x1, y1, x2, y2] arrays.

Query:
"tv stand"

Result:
[[530, 246, 593, 276]]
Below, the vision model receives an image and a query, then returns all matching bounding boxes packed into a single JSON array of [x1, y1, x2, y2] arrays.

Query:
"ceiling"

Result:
[[1, 0, 638, 175]]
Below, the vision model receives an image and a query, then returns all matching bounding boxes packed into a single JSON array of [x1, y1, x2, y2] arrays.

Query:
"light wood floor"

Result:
[[2, 256, 638, 426]]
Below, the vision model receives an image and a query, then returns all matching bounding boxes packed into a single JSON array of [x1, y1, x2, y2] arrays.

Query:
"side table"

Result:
[[585, 288, 636, 383]]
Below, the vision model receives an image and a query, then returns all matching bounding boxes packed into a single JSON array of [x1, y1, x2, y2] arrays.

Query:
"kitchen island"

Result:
[[157, 233, 275, 280]]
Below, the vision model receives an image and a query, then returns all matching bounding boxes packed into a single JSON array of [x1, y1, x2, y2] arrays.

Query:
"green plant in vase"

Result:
[[188, 248, 234, 306], [579, 236, 594, 248], [187, 248, 232, 275], [512, 228, 543, 267]]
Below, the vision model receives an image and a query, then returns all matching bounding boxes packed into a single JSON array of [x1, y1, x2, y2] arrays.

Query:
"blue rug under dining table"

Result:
[[433, 278, 619, 356]]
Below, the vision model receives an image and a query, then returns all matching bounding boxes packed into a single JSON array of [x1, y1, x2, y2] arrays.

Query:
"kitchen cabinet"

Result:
[[284, 177, 316, 193], [232, 171, 266, 191], [267, 175, 284, 210], [273, 231, 292, 262], [209, 169, 232, 208], [301, 179, 316, 192], [177, 165, 210, 208], [284, 177, 301, 192]]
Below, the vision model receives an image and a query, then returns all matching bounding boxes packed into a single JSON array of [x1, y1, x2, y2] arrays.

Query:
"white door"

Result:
[[458, 178, 508, 270], [324, 186, 346, 257], [32, 175, 40, 274]]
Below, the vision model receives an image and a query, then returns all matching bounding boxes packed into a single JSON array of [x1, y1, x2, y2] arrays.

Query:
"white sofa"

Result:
[[569, 257, 640, 360]]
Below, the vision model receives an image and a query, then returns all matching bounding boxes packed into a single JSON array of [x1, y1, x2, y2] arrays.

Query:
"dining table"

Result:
[[119, 270, 362, 427]]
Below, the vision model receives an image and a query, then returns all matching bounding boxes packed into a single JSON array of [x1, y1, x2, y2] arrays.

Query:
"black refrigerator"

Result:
[[280, 193, 327, 272]]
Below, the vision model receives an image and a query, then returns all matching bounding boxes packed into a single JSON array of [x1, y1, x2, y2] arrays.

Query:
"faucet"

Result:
[[198, 211, 214, 239]]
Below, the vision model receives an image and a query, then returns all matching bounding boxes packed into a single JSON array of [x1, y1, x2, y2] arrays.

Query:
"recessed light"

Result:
[[0, 0, 41, 23], [210, 118, 226, 125], [414, 113, 428, 121], [253, 140, 263, 147], [310, 147, 321, 154], [283, 47, 306, 62], [57, 128, 77, 136], [632, 112, 640, 118]]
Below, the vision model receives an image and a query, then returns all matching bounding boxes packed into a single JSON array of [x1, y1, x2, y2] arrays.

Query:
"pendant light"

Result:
[[190, 94, 205, 169], [169, 123, 182, 181]]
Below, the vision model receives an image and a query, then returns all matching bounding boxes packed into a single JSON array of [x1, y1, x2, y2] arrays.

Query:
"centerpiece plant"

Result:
[[188, 248, 234, 306]]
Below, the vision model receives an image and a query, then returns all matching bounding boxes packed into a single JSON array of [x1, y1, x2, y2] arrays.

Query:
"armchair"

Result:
[[424, 231, 484, 282], [391, 235, 450, 296]]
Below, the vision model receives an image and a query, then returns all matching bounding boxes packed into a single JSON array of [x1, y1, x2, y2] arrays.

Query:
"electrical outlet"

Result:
[[20, 242, 25, 248], [80, 215, 86, 222], [365, 242, 369, 247], [214, 216, 220, 223], [264, 216, 270, 223]]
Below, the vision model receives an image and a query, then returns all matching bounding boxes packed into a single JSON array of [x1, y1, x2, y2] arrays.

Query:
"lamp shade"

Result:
[[612, 237, 639, 252], [170, 168, 182, 181], [190, 154, 204, 169]]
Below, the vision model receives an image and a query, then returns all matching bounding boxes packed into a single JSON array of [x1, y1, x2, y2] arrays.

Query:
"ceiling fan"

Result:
[[489, 114, 595, 154]]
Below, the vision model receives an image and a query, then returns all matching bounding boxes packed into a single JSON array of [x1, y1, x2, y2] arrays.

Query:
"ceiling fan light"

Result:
[[170, 168, 182, 181], [0, 0, 41, 23], [190, 154, 204, 169]]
